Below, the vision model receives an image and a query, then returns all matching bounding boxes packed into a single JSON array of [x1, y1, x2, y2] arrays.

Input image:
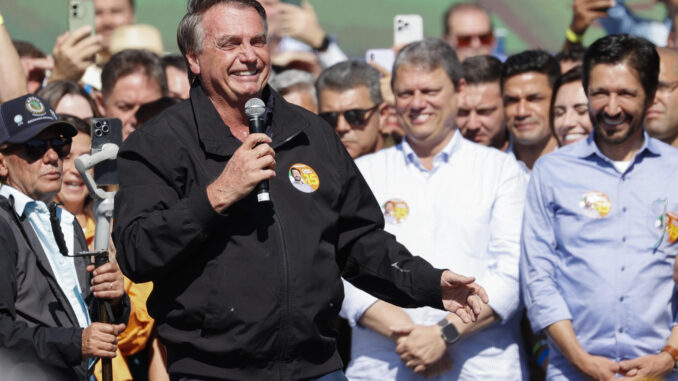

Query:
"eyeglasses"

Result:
[[6, 136, 72, 162], [455, 32, 494, 48], [319, 105, 379, 128]]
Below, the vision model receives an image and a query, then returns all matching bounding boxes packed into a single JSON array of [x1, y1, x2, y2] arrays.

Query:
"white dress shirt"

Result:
[[340, 131, 529, 380]]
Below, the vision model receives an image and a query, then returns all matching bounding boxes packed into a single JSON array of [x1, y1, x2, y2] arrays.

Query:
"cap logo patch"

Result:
[[25, 96, 46, 115], [579, 191, 611, 218]]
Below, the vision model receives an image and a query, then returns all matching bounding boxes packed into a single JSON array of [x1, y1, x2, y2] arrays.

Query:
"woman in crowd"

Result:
[[37, 79, 100, 120], [549, 66, 593, 146]]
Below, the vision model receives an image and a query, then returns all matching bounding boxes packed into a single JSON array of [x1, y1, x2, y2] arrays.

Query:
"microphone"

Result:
[[244, 98, 270, 203]]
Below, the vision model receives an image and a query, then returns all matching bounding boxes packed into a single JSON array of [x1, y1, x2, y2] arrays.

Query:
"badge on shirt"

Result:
[[658, 211, 678, 244], [579, 191, 611, 218], [288, 163, 319, 193], [383, 199, 409, 224]]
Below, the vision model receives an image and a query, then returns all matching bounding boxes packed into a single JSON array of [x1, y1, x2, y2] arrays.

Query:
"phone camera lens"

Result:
[[102, 125, 110, 133], [94, 121, 102, 128], [94, 129, 103, 137]]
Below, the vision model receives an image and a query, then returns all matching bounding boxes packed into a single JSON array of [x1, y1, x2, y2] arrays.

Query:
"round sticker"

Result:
[[579, 191, 611, 218], [289, 163, 319, 193], [13, 114, 23, 124], [25, 96, 45, 115], [383, 199, 409, 224]]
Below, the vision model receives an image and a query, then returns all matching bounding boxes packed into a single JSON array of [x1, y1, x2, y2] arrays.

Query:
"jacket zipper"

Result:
[[273, 198, 291, 376]]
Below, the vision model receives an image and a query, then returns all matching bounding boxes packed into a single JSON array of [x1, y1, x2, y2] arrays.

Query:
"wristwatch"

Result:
[[662, 345, 678, 372], [437, 318, 461, 345]]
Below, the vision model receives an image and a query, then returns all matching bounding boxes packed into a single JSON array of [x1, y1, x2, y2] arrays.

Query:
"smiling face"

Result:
[[393, 65, 461, 152], [456, 81, 506, 148], [56, 131, 91, 210], [552, 81, 592, 145], [186, 4, 271, 108], [587, 63, 647, 147], [94, 0, 135, 50], [503, 72, 554, 146], [0, 128, 65, 202]]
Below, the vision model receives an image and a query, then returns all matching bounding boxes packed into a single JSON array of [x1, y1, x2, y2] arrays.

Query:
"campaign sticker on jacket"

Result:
[[383, 199, 409, 225], [579, 191, 611, 218], [289, 163, 319, 193]]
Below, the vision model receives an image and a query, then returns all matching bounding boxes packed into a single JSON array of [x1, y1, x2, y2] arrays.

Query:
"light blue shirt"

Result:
[[341, 132, 529, 380], [601, 0, 672, 47], [0, 184, 91, 328], [520, 131, 678, 380]]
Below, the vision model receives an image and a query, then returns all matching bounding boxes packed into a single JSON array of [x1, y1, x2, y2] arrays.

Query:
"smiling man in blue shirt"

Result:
[[521, 34, 678, 380]]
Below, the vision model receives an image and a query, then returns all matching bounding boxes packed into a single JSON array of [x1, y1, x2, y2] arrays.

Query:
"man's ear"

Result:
[[186, 51, 201, 76], [0, 152, 9, 180], [95, 91, 106, 117], [378, 102, 390, 133], [455, 77, 467, 94]]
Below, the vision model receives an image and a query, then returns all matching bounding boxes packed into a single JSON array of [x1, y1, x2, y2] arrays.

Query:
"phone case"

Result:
[[91, 118, 122, 186], [394, 14, 424, 46], [68, 0, 95, 35]]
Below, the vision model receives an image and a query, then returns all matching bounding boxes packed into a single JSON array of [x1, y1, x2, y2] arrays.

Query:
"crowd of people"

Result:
[[1, 0, 678, 380]]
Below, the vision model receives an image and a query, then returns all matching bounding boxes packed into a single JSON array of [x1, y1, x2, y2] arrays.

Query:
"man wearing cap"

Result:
[[0, 94, 129, 380]]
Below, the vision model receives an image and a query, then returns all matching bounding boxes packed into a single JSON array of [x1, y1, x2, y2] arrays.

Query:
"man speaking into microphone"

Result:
[[112, 1, 488, 380]]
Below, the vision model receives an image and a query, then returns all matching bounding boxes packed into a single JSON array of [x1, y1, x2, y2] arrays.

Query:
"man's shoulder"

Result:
[[355, 145, 402, 171], [121, 100, 195, 153]]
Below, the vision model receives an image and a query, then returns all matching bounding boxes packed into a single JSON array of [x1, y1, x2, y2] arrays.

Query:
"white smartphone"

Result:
[[393, 14, 424, 46], [68, 0, 95, 35], [365, 49, 395, 73]]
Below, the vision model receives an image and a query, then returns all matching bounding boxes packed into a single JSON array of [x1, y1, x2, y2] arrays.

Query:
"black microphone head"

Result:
[[245, 98, 266, 118]]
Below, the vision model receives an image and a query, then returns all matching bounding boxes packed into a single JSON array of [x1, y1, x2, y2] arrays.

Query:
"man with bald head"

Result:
[[442, 3, 496, 62], [645, 47, 678, 148]]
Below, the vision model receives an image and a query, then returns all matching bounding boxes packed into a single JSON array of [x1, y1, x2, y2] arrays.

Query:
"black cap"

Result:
[[0, 94, 77, 146]]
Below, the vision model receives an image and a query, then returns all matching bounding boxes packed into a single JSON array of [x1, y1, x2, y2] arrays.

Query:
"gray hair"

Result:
[[269, 70, 317, 103], [392, 38, 463, 89], [177, 0, 268, 56], [315, 60, 383, 107]]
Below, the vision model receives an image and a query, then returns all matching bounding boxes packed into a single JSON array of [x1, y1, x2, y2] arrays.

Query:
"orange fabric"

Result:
[[84, 214, 95, 247], [94, 279, 155, 381]]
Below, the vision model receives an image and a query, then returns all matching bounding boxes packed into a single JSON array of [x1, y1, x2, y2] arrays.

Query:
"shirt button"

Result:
[[619, 296, 625, 302], [622, 236, 626, 242], [618, 327, 624, 333], [621, 266, 626, 272], [622, 207, 627, 213]]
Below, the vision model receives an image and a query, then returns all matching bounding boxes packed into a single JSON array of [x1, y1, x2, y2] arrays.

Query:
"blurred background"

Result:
[[3, 0, 666, 57]]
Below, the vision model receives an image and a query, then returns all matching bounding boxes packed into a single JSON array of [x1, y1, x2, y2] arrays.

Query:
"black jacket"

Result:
[[0, 196, 130, 380], [113, 83, 445, 380]]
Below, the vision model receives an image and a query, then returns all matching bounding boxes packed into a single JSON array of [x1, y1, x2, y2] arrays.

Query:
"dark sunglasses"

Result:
[[455, 32, 494, 48], [14, 136, 72, 161], [319, 105, 379, 128]]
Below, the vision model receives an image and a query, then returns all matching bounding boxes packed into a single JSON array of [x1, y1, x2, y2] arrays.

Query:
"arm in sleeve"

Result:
[[339, 278, 379, 327], [520, 164, 572, 332], [0, 219, 83, 368], [476, 157, 529, 321], [112, 127, 224, 282], [599, 0, 667, 45], [328, 132, 444, 310]]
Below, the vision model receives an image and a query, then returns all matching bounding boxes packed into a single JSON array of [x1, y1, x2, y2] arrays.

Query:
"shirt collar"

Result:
[[0, 184, 36, 216], [573, 129, 660, 161], [400, 130, 461, 167]]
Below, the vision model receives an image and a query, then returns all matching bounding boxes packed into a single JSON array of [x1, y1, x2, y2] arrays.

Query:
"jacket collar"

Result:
[[190, 81, 307, 156]]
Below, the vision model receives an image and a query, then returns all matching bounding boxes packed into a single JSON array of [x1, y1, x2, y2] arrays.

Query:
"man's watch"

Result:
[[437, 318, 461, 345], [661, 345, 678, 372]]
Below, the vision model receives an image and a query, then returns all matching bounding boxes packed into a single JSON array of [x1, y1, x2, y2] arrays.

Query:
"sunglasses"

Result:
[[319, 105, 379, 128], [8, 136, 72, 161], [455, 32, 494, 48]]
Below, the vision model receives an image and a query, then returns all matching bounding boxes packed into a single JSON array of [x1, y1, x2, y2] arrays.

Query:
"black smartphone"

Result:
[[90, 118, 122, 186]]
